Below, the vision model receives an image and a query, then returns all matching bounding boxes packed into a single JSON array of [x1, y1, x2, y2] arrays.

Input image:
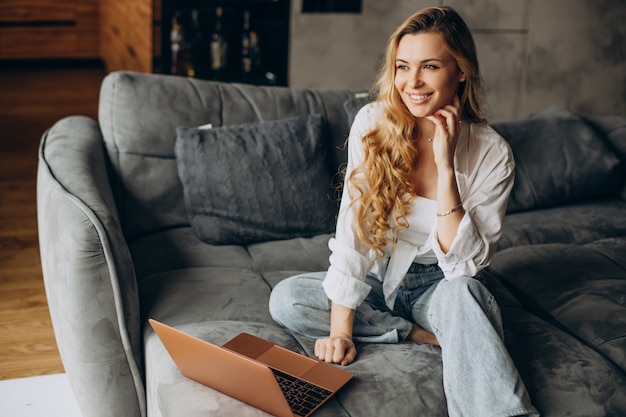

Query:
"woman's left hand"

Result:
[[427, 95, 462, 171]]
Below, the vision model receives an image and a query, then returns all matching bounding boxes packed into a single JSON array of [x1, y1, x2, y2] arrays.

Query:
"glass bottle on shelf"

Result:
[[241, 9, 252, 81], [241, 10, 264, 83], [170, 12, 194, 76], [210, 6, 228, 79], [188, 9, 203, 78], [249, 30, 262, 79], [170, 13, 184, 75]]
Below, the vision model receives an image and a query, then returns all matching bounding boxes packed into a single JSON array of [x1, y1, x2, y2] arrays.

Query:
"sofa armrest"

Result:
[[37, 116, 146, 417]]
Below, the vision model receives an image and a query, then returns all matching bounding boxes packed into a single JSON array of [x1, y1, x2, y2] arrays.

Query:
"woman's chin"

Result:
[[406, 107, 431, 119]]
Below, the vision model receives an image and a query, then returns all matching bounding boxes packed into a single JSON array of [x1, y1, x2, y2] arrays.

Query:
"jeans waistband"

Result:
[[406, 262, 441, 273], [401, 262, 443, 290]]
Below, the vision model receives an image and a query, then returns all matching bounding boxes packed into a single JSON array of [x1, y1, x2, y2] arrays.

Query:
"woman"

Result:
[[269, 6, 539, 417]]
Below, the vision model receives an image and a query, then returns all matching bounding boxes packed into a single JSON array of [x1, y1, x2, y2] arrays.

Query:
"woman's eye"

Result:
[[423, 64, 438, 70], [396, 64, 409, 70]]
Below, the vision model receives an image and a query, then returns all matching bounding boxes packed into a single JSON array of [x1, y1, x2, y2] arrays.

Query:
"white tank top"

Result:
[[398, 196, 438, 265]]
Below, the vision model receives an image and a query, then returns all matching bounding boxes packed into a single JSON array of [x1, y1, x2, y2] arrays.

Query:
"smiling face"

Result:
[[394, 32, 464, 118]]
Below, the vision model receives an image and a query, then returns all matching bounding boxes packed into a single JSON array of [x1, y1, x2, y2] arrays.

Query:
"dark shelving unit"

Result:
[[157, 0, 290, 86]]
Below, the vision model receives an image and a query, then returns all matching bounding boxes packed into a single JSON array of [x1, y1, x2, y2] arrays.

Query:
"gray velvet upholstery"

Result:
[[491, 106, 623, 213], [175, 114, 337, 245], [500, 200, 626, 249], [37, 71, 626, 417], [489, 239, 626, 374], [97, 73, 354, 242], [37, 116, 145, 417], [584, 114, 626, 199]]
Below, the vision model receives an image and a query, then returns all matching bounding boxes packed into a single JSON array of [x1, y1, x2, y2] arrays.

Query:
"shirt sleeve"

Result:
[[322, 104, 381, 310], [431, 129, 515, 279]]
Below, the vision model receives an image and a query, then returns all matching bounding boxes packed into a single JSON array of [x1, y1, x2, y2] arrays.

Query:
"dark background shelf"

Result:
[[157, 0, 290, 86]]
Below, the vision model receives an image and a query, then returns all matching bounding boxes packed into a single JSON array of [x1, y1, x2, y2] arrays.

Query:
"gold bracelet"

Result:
[[437, 203, 463, 217]]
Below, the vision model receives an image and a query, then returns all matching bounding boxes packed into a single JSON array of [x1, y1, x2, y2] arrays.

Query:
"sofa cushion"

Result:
[[480, 271, 626, 417], [248, 234, 332, 273], [128, 227, 256, 281], [343, 93, 372, 127], [583, 114, 626, 199], [499, 199, 626, 250], [99, 72, 356, 240], [488, 239, 626, 373], [175, 114, 338, 245], [492, 106, 622, 213], [142, 263, 626, 417]]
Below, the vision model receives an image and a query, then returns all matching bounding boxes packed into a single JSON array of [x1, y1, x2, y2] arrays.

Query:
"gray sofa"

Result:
[[37, 71, 626, 417]]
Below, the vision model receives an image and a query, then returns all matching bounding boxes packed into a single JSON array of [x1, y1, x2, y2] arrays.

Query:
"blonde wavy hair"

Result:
[[348, 6, 486, 257]]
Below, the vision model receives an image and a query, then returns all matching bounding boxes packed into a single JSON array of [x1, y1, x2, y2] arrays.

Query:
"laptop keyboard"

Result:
[[271, 368, 332, 416]]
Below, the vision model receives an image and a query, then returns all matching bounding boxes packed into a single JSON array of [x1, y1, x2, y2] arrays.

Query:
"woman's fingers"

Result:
[[314, 337, 357, 366], [432, 105, 460, 135]]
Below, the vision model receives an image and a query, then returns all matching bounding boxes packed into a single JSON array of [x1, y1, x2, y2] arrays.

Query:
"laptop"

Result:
[[149, 319, 353, 417]]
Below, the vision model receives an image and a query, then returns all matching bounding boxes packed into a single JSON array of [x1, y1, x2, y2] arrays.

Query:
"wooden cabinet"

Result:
[[0, 0, 154, 72], [0, 0, 99, 59]]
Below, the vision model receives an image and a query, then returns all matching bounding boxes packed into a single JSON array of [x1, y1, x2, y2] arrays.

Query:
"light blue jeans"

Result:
[[269, 264, 539, 417]]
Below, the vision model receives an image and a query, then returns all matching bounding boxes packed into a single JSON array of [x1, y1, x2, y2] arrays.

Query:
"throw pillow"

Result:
[[492, 106, 623, 213], [175, 114, 338, 245], [582, 114, 626, 200], [343, 93, 373, 127]]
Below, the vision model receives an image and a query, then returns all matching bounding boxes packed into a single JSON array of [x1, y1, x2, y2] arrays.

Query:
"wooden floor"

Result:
[[0, 61, 107, 380]]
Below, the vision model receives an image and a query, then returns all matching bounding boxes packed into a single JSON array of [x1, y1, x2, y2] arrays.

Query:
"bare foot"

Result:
[[408, 324, 439, 345]]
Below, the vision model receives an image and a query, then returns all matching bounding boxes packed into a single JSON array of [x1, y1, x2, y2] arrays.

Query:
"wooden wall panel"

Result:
[[153, 0, 162, 62], [99, 0, 153, 73], [0, 0, 99, 59], [0, 1, 75, 22]]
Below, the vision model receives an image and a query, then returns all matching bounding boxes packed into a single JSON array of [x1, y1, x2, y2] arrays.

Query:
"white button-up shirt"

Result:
[[323, 102, 515, 310]]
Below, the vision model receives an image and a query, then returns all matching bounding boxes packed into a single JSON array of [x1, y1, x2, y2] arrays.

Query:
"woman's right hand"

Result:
[[314, 336, 357, 366], [320, 302, 357, 365]]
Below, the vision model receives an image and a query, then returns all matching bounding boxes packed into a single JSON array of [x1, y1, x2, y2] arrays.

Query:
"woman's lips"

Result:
[[407, 92, 433, 103]]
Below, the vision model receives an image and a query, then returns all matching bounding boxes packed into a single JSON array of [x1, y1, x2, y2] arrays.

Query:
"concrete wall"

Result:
[[289, 0, 626, 121]]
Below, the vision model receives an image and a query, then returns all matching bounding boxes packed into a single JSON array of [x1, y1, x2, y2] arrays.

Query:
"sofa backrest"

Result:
[[99, 72, 626, 241], [492, 106, 625, 214], [583, 114, 626, 201], [98, 71, 357, 241]]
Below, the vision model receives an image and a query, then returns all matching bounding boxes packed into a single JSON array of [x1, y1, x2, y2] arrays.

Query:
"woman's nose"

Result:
[[410, 70, 423, 88]]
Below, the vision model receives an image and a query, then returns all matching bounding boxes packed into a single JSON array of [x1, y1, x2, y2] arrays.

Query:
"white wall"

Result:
[[289, 0, 626, 121]]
